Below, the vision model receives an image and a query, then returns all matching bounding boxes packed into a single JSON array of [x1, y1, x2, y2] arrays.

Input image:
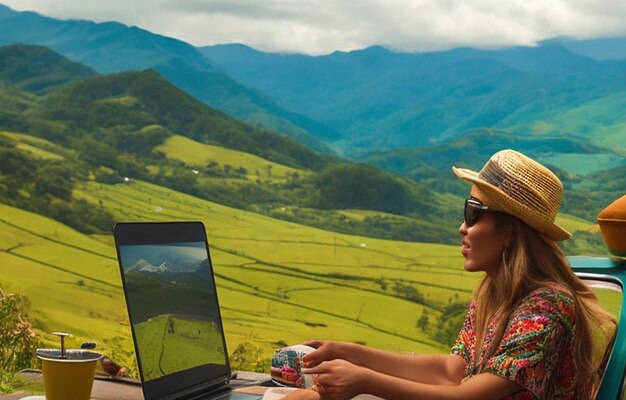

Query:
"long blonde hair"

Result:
[[473, 214, 616, 398]]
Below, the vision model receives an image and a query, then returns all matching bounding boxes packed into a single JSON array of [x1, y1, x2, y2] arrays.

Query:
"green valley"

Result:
[[0, 178, 475, 377], [0, 39, 622, 389]]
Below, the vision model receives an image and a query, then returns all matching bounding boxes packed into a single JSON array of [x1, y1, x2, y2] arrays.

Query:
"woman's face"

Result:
[[458, 185, 511, 276]]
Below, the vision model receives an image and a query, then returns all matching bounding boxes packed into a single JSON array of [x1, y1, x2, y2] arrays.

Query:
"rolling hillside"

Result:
[[0, 46, 468, 245], [200, 43, 626, 154], [498, 90, 626, 152], [0, 164, 603, 377], [0, 179, 472, 376], [30, 68, 329, 171], [154, 135, 307, 182], [0, 5, 336, 147], [0, 43, 96, 93], [0, 31, 621, 385], [0, 121, 599, 365]]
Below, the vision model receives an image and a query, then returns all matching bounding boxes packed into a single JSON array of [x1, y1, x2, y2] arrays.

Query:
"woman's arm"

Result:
[[297, 359, 521, 400], [363, 367, 521, 400], [303, 340, 466, 385]]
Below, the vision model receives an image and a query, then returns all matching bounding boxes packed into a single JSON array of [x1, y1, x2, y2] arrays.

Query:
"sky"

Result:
[[3, 0, 626, 55]]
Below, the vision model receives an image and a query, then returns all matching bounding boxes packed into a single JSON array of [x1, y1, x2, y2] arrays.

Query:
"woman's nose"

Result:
[[458, 221, 467, 235]]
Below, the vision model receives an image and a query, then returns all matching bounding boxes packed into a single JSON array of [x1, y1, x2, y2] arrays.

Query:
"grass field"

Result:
[[1, 172, 612, 377], [0, 130, 69, 160], [135, 315, 226, 381], [0, 130, 614, 378], [1, 178, 477, 374], [498, 91, 626, 175], [535, 152, 624, 175], [0, 203, 135, 370], [75, 180, 475, 351], [154, 135, 306, 181]]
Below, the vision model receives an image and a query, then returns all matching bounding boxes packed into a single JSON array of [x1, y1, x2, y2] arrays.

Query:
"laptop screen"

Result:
[[115, 222, 231, 399]]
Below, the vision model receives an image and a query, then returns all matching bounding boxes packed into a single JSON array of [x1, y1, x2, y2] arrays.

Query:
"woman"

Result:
[[282, 149, 615, 400]]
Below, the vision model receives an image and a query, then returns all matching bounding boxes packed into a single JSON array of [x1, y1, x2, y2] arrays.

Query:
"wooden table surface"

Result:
[[0, 371, 144, 400], [0, 371, 381, 400]]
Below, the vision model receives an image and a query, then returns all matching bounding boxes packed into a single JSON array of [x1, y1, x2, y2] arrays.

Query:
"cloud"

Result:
[[4, 0, 626, 54]]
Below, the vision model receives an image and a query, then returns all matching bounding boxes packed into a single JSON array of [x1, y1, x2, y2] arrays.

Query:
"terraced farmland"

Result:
[[1, 175, 600, 376], [135, 315, 226, 380]]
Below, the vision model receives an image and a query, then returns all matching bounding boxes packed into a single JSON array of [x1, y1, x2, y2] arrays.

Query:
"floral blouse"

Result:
[[451, 285, 579, 399]]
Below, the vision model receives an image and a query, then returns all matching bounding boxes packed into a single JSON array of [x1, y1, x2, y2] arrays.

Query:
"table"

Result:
[[0, 371, 380, 399]]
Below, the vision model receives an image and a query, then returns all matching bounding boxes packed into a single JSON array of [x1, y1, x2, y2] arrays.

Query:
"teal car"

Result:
[[570, 256, 626, 399]]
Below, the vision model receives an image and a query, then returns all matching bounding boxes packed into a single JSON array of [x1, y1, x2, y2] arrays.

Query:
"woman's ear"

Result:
[[503, 224, 514, 248]]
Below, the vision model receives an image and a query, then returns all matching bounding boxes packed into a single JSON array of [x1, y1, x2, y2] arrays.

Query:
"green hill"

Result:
[[0, 178, 476, 377], [30, 68, 328, 171], [154, 135, 306, 182], [358, 129, 620, 254], [153, 58, 339, 153], [0, 10, 338, 148], [0, 43, 96, 93], [0, 43, 462, 245], [0, 112, 479, 374], [498, 90, 626, 152], [0, 37, 620, 384], [201, 43, 626, 155]]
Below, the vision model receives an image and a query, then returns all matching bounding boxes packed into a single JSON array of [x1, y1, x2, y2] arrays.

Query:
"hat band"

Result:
[[479, 159, 556, 221]]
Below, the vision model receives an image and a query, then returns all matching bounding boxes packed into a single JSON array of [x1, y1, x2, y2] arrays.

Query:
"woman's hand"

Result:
[[303, 359, 371, 400], [280, 389, 321, 400], [302, 340, 356, 366]]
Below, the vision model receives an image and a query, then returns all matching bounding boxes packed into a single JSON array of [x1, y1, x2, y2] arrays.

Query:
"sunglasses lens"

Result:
[[464, 200, 480, 227]]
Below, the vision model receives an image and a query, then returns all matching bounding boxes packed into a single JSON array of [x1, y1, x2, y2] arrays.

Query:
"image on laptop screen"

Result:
[[117, 241, 227, 381]]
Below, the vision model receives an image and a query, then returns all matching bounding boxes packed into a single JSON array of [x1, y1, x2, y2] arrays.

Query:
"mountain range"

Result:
[[128, 259, 174, 274], [1, 43, 467, 247], [200, 43, 626, 155], [0, 3, 335, 153], [127, 258, 210, 274], [2, 3, 625, 160], [0, 3, 624, 252]]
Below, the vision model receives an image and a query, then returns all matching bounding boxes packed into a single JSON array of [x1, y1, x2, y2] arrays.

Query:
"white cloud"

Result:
[[3, 0, 626, 54]]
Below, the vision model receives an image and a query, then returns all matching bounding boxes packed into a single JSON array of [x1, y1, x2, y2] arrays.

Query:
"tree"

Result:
[[34, 163, 74, 200], [435, 302, 468, 347], [0, 287, 39, 393], [315, 163, 413, 214], [417, 309, 430, 332], [229, 342, 267, 373]]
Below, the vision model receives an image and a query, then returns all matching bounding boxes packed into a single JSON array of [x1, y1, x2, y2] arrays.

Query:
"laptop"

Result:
[[114, 221, 263, 400]]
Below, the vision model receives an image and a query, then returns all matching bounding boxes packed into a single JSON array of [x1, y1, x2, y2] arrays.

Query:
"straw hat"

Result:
[[452, 149, 571, 241]]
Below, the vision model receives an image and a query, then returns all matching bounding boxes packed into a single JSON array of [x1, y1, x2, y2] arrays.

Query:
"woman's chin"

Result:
[[463, 261, 481, 272]]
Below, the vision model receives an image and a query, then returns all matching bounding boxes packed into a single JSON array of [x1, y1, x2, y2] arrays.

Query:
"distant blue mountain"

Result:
[[153, 57, 339, 152], [200, 43, 626, 154], [0, 4, 212, 73], [3, 3, 626, 157], [545, 37, 626, 61], [0, 4, 335, 149]]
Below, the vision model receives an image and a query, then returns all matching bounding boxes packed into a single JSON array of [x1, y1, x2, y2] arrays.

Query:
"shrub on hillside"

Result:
[[0, 287, 39, 393], [228, 342, 269, 373], [314, 164, 414, 214]]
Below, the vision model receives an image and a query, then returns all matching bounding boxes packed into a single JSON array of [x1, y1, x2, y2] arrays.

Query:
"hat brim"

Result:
[[452, 166, 571, 241]]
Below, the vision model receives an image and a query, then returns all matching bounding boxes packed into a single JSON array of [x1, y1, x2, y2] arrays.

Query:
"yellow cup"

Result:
[[37, 349, 101, 400]]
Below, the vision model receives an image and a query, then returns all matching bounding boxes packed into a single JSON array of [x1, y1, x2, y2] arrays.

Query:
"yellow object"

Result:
[[37, 349, 101, 400]]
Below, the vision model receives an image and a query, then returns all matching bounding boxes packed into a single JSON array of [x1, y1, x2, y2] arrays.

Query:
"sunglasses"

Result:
[[464, 198, 493, 227]]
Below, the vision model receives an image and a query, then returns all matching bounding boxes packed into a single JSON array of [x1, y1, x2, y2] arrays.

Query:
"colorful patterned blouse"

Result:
[[451, 285, 579, 399]]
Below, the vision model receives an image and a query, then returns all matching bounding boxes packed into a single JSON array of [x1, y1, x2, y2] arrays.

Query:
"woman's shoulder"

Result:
[[527, 284, 575, 303], [515, 284, 576, 322]]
